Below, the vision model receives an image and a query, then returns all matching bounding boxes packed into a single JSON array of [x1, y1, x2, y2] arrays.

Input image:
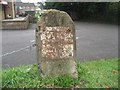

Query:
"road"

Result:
[[1, 22, 118, 68]]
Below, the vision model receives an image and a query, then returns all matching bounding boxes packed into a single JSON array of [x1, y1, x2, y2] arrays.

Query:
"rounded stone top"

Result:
[[38, 9, 74, 27]]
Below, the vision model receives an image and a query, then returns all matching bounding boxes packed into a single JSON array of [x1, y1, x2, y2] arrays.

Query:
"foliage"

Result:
[[43, 2, 119, 23], [35, 12, 41, 19], [2, 58, 118, 88], [37, 2, 44, 10]]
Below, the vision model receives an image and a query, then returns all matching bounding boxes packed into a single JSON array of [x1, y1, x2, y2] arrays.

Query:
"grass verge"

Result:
[[1, 58, 118, 88]]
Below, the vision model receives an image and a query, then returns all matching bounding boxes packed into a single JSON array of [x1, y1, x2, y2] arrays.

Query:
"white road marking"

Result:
[[30, 40, 35, 43], [0, 45, 33, 57], [1, 37, 79, 58], [76, 37, 79, 39]]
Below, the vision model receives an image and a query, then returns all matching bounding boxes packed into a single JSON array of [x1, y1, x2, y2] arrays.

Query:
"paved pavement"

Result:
[[1, 22, 118, 68]]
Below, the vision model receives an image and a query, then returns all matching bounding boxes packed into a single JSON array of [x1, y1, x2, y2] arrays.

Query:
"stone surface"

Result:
[[36, 9, 78, 77], [2, 16, 29, 30]]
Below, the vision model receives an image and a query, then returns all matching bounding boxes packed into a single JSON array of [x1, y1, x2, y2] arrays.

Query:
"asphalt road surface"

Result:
[[1, 22, 118, 68]]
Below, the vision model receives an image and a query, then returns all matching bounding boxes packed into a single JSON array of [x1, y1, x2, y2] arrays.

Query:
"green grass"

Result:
[[1, 58, 118, 88], [77, 58, 118, 88]]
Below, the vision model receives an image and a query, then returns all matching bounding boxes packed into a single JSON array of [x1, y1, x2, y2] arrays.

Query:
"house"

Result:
[[15, 2, 38, 23], [0, 0, 15, 20], [0, 0, 29, 30], [0, 0, 7, 20], [15, 2, 36, 15]]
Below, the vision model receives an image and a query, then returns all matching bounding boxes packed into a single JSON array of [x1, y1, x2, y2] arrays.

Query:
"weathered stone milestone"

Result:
[[36, 9, 78, 78]]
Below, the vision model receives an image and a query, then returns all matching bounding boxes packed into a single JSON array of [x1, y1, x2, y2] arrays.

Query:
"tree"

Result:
[[43, 2, 118, 23], [37, 2, 44, 10]]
